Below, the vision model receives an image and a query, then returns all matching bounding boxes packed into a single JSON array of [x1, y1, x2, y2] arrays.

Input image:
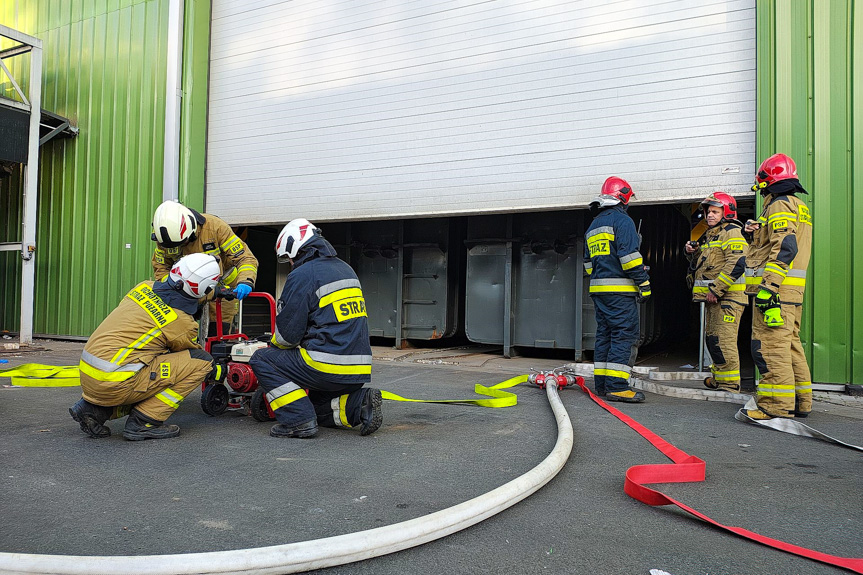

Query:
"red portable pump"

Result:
[[200, 292, 277, 422]]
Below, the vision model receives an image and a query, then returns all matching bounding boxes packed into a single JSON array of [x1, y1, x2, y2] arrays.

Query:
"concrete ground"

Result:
[[1, 341, 862, 575]]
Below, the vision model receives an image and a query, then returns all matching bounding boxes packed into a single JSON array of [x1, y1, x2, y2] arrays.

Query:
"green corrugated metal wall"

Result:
[[0, 0, 209, 337], [757, 0, 862, 385]]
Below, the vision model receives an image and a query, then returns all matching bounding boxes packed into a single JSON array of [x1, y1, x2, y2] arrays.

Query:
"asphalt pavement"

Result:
[[1, 342, 861, 575]]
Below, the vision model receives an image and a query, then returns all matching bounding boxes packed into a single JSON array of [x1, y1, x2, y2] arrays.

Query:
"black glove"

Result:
[[636, 281, 651, 304], [214, 285, 236, 301]]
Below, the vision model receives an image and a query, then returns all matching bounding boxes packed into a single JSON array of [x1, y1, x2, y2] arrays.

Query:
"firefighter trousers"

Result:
[[81, 349, 214, 422], [592, 294, 640, 394], [705, 300, 745, 392], [751, 302, 812, 417], [250, 347, 371, 429]]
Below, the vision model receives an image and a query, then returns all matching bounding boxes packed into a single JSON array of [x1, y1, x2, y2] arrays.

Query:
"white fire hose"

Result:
[[0, 381, 573, 575]]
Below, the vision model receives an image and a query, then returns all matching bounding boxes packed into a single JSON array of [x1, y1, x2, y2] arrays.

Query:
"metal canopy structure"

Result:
[[0, 24, 75, 346]]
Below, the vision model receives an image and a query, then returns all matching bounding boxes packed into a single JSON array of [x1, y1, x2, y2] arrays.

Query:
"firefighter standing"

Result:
[[69, 254, 222, 440], [151, 200, 258, 333], [744, 153, 812, 419], [583, 177, 651, 402], [686, 193, 748, 392], [249, 219, 383, 438]]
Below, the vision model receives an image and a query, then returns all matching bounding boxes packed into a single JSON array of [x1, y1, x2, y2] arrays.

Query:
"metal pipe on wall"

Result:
[[162, 0, 185, 202]]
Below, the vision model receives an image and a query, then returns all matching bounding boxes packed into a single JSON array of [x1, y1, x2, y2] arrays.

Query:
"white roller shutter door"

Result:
[[207, 0, 756, 225]]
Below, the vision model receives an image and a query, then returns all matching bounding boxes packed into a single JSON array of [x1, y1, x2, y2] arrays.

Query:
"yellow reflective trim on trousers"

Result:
[[155, 387, 184, 409], [783, 276, 806, 286], [594, 368, 630, 379], [300, 348, 372, 375], [757, 383, 795, 397], [270, 388, 308, 411], [339, 394, 351, 427], [380, 374, 527, 408], [78, 360, 137, 382], [621, 258, 643, 270], [319, 287, 364, 308], [0, 363, 81, 387], [589, 285, 639, 293]]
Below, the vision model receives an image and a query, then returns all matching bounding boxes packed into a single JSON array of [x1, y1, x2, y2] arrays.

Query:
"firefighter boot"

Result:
[[69, 398, 113, 438], [793, 396, 811, 418], [606, 389, 645, 403], [359, 388, 383, 436], [744, 408, 775, 421], [122, 410, 180, 441], [270, 419, 318, 438]]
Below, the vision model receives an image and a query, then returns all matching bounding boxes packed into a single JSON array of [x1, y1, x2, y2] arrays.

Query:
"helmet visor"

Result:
[[276, 236, 295, 263], [156, 227, 189, 248]]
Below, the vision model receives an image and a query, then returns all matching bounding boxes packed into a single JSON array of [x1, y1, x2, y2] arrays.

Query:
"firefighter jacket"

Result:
[[687, 221, 748, 304], [270, 235, 372, 383], [583, 204, 650, 295], [80, 281, 200, 387], [745, 180, 812, 304], [152, 211, 258, 319]]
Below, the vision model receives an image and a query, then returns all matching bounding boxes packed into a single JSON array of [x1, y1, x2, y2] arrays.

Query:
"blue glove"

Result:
[[234, 284, 252, 300]]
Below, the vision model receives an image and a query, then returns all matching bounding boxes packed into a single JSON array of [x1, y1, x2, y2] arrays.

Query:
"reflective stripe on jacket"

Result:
[[583, 205, 649, 295], [80, 281, 200, 385], [270, 236, 372, 383], [151, 211, 259, 320], [745, 192, 812, 304], [688, 221, 748, 304]]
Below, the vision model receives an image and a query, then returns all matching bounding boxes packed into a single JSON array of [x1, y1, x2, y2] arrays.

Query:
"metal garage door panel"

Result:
[[207, 0, 756, 225]]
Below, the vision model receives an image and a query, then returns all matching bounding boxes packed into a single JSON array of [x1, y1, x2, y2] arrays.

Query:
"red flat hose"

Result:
[[575, 379, 863, 574]]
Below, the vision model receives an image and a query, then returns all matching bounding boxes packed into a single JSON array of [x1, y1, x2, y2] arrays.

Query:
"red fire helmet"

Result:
[[753, 153, 797, 191], [600, 176, 635, 205], [701, 192, 738, 220]]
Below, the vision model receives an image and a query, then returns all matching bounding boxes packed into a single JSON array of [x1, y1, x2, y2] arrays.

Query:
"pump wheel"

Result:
[[250, 387, 274, 422], [201, 384, 229, 416]]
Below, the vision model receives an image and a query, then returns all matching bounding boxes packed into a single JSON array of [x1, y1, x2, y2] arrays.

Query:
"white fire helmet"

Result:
[[169, 253, 221, 298], [275, 218, 318, 263], [152, 200, 197, 247]]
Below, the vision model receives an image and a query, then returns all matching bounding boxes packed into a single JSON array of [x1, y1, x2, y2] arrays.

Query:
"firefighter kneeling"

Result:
[[69, 254, 221, 440], [249, 219, 382, 439]]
